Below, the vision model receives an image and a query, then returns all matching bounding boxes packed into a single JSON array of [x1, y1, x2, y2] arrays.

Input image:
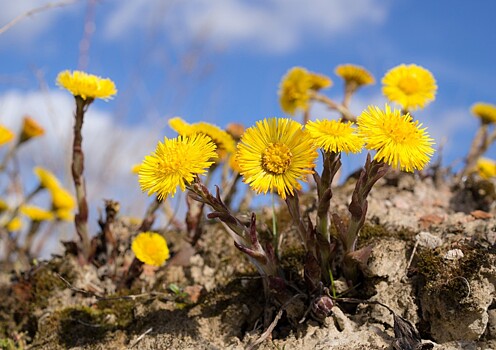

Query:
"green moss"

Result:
[[416, 243, 491, 304], [96, 298, 135, 328], [358, 223, 415, 247], [58, 306, 111, 347]]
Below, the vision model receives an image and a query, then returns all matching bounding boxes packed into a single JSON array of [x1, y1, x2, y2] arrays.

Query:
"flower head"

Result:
[[306, 119, 364, 154], [168, 117, 236, 159], [357, 104, 435, 172], [308, 72, 332, 91], [56, 70, 117, 101], [5, 217, 22, 231], [19, 116, 44, 143], [382, 64, 437, 111], [476, 158, 496, 179], [0, 199, 8, 213], [335, 64, 375, 88], [237, 118, 318, 199], [139, 134, 217, 200], [51, 187, 76, 211], [0, 125, 14, 146], [471, 102, 496, 124], [131, 232, 170, 266], [20, 205, 54, 222], [34, 167, 60, 190], [279, 67, 331, 115]]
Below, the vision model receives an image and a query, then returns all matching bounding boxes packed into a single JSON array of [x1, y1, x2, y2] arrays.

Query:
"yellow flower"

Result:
[[357, 104, 435, 172], [55, 208, 74, 222], [278, 67, 313, 115], [168, 117, 193, 135], [56, 70, 117, 101], [306, 119, 364, 154], [19, 116, 44, 143], [139, 134, 217, 200], [471, 102, 496, 124], [51, 187, 76, 211], [382, 64, 437, 111], [335, 64, 375, 88], [131, 232, 170, 266], [308, 72, 333, 91], [168, 117, 236, 159], [0, 125, 14, 146], [20, 205, 54, 222], [6, 217, 22, 231], [0, 199, 8, 213], [237, 118, 318, 199], [33, 167, 60, 190], [228, 153, 242, 174], [476, 158, 496, 179]]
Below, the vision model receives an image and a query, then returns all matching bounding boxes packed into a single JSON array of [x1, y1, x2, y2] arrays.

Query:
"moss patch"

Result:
[[416, 242, 491, 304]]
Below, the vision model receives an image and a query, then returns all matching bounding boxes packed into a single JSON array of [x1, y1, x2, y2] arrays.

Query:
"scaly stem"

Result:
[[460, 123, 490, 178], [72, 96, 92, 258]]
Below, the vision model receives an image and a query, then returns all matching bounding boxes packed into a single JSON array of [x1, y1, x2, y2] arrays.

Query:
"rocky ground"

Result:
[[1, 171, 495, 349]]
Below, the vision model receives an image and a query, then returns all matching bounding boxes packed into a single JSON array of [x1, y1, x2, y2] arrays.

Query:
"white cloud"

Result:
[[104, 0, 390, 53], [0, 90, 161, 217]]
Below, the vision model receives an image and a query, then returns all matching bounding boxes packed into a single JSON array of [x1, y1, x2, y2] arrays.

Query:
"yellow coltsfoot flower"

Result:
[[33, 167, 61, 190], [139, 134, 217, 200], [382, 64, 437, 111], [306, 119, 364, 154], [19, 116, 44, 143], [131, 232, 170, 266], [168, 117, 236, 160], [357, 104, 435, 172], [56, 70, 117, 101], [476, 158, 496, 179], [5, 217, 22, 231], [0, 125, 14, 146], [20, 205, 54, 222], [335, 64, 375, 89], [278, 67, 332, 116], [237, 118, 318, 199], [471, 102, 496, 124]]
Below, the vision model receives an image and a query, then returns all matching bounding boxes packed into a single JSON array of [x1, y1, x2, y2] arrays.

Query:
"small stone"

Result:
[[470, 210, 493, 220], [419, 214, 444, 228], [444, 248, 464, 260], [416, 231, 443, 249]]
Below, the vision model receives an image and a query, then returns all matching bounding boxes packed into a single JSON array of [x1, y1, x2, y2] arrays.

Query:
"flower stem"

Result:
[[72, 96, 92, 258]]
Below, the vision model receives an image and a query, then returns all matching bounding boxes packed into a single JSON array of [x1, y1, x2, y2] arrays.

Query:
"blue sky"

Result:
[[1, 0, 496, 221]]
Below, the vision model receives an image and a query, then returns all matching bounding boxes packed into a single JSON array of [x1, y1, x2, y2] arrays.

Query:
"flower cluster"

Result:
[[278, 67, 332, 115]]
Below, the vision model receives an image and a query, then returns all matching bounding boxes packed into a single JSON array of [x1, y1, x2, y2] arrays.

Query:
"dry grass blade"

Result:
[[0, 1, 78, 35]]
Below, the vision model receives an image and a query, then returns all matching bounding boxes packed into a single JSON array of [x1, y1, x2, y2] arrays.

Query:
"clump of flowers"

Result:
[[382, 64, 437, 111], [57, 69, 117, 259]]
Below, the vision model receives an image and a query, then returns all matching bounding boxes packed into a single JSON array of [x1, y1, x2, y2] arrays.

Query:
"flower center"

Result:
[[398, 76, 419, 95], [262, 142, 292, 174]]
